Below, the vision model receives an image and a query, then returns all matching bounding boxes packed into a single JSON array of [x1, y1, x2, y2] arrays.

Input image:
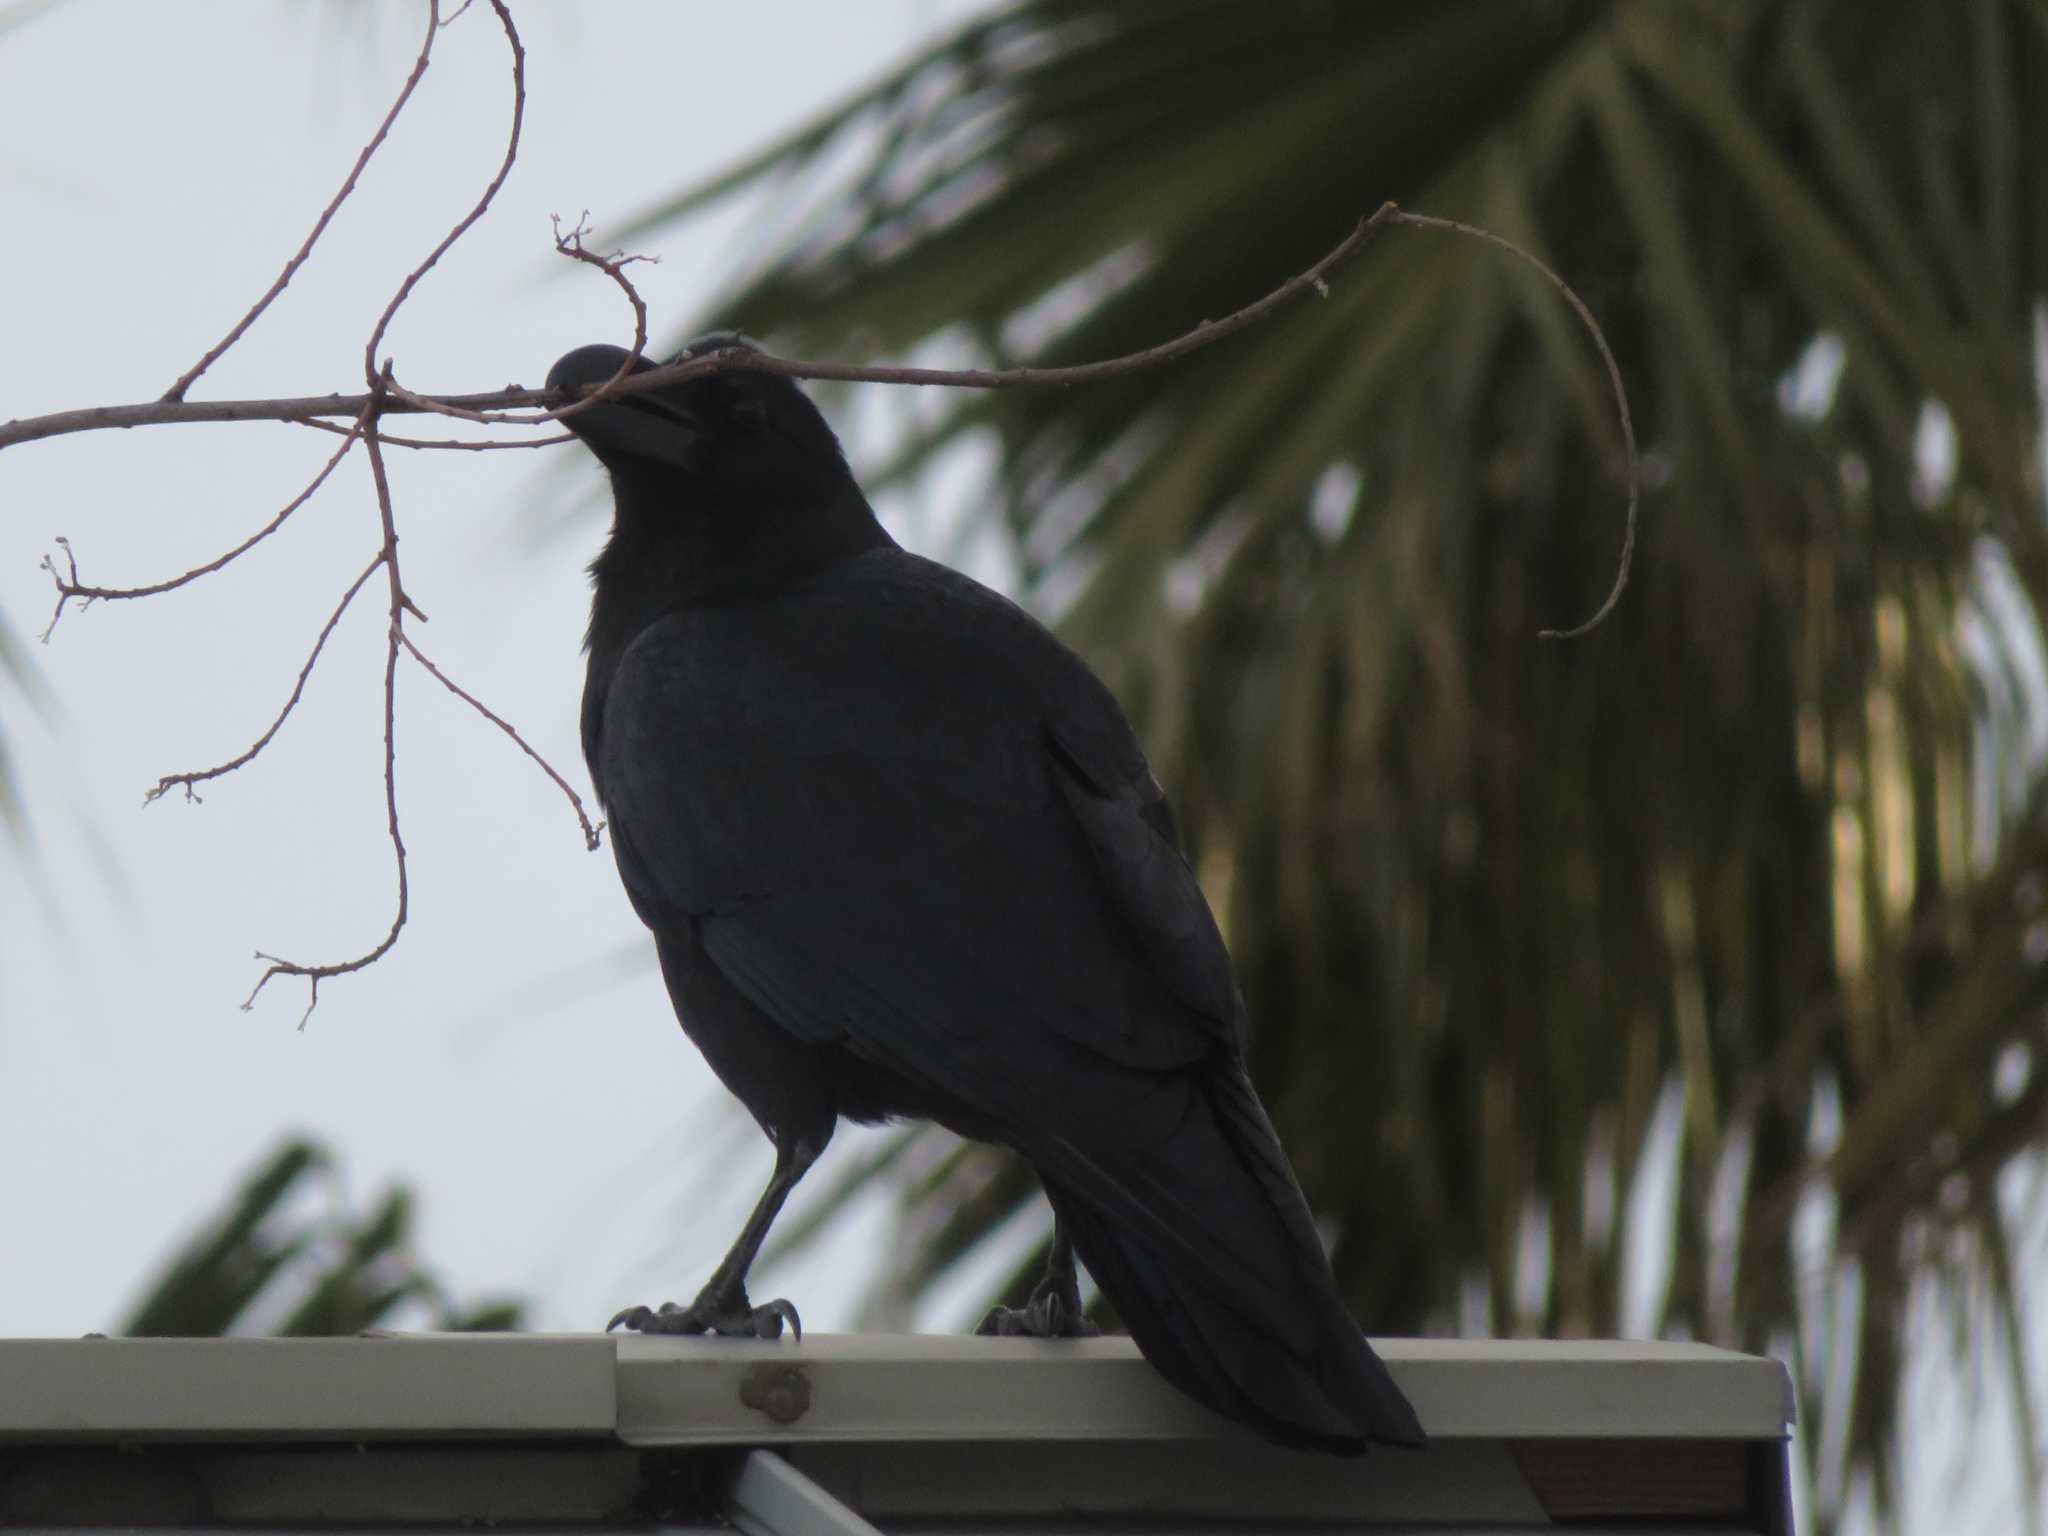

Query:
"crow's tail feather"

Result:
[[1043, 1063, 1424, 1456]]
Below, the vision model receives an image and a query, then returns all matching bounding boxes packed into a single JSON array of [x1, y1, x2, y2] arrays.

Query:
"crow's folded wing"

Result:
[[596, 554, 1241, 1078], [596, 551, 1303, 1318]]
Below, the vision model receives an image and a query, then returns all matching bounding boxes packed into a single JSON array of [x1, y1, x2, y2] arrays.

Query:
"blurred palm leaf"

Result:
[[0, 612, 44, 844], [624, 0, 2048, 1526], [0, 0, 58, 41], [0, 0, 70, 854], [121, 1138, 521, 1336]]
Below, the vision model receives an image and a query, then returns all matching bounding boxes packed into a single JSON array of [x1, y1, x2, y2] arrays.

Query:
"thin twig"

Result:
[[400, 630, 603, 850], [545, 210, 656, 423], [289, 415, 572, 451], [242, 417, 411, 1025], [363, 0, 523, 384], [400, 201, 1421, 429], [2, 388, 552, 448], [41, 413, 366, 641], [145, 553, 385, 805], [1387, 208, 1639, 640], [377, 375, 529, 428], [160, 2, 441, 402], [378, 210, 657, 429], [0, 205, 1402, 448]]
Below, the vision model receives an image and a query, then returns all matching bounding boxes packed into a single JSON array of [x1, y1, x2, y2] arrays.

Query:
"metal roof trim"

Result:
[[615, 1334, 1795, 1446], [0, 1333, 1792, 1447]]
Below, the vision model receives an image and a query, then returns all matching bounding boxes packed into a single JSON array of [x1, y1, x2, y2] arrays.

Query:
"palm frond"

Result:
[[120, 1138, 522, 1337], [626, 1, 2048, 1522]]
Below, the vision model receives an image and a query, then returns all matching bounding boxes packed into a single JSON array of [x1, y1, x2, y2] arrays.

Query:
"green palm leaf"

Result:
[[120, 1139, 522, 1337]]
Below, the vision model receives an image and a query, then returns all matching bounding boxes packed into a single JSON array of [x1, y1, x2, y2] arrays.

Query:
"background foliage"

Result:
[[120, 1139, 519, 1337], [619, 1, 2048, 1526]]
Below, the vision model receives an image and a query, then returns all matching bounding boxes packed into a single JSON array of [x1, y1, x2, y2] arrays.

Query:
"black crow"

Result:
[[549, 335, 1424, 1455]]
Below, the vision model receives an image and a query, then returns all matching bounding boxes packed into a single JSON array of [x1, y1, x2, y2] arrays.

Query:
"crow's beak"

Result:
[[547, 344, 701, 470]]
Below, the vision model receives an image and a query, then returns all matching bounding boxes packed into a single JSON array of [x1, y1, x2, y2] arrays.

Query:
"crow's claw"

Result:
[[607, 1292, 802, 1341], [976, 1287, 1098, 1339], [754, 1297, 803, 1340]]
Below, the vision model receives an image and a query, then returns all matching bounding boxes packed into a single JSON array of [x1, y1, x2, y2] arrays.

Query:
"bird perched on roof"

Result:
[[548, 334, 1424, 1455]]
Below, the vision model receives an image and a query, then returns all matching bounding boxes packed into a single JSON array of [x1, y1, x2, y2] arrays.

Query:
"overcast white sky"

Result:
[[0, 6, 2039, 1531], [0, 0, 997, 1341]]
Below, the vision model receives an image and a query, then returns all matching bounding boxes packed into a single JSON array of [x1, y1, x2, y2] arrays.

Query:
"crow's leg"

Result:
[[609, 1127, 828, 1341], [977, 1220, 1100, 1338]]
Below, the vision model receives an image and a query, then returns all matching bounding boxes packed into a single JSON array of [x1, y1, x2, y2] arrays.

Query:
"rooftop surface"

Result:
[[0, 1333, 1796, 1533]]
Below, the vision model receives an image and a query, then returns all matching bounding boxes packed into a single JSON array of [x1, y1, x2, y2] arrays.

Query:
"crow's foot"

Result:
[[976, 1284, 1098, 1339], [608, 1291, 801, 1341]]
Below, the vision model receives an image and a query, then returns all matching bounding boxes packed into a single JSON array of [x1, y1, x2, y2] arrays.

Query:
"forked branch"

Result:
[[11, 0, 1637, 1023]]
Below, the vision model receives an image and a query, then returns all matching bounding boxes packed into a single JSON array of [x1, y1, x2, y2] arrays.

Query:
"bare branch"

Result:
[[160, 3, 441, 402], [20, 105, 1639, 1023], [242, 419, 411, 1026], [1388, 209, 1639, 640], [363, 0, 524, 386], [132, 0, 534, 1025], [69, 0, 570, 1024], [2, 388, 551, 448], [41, 413, 365, 640], [290, 415, 572, 452], [145, 552, 385, 805], [378, 210, 658, 429], [551, 211, 655, 334], [546, 210, 656, 422], [397, 201, 1424, 430], [17, 202, 1640, 641], [0, 204, 1406, 448], [400, 629, 603, 850], [377, 376, 534, 428], [7, 201, 1633, 466]]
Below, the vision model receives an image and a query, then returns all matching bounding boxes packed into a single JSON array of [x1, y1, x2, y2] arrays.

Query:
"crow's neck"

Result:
[[580, 470, 893, 778]]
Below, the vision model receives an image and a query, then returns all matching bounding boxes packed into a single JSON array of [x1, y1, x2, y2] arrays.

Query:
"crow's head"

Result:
[[547, 333, 849, 498], [558, 333, 887, 608]]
